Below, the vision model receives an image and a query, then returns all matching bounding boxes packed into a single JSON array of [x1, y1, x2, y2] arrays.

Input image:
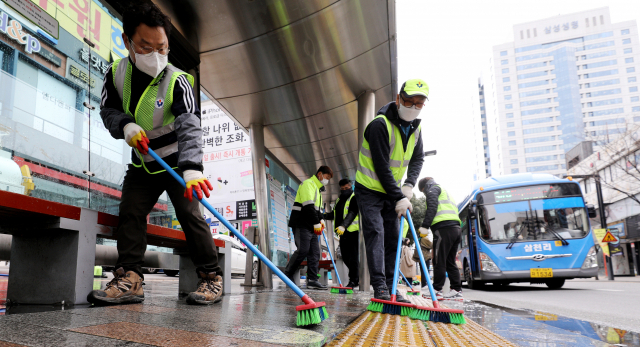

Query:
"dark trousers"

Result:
[[432, 225, 462, 292], [355, 187, 399, 289], [420, 259, 432, 288], [115, 165, 221, 277], [284, 227, 320, 280], [340, 231, 359, 284]]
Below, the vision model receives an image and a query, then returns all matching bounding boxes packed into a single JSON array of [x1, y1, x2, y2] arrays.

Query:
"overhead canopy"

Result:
[[151, 0, 397, 200]]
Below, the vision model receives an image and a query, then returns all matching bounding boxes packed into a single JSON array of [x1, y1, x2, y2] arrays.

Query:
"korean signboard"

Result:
[[2, 0, 58, 39], [65, 59, 101, 96], [201, 102, 255, 222], [0, 10, 40, 53]]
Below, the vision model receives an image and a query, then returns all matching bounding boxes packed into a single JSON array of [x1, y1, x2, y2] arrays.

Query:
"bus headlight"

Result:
[[479, 252, 501, 272], [581, 246, 598, 269]]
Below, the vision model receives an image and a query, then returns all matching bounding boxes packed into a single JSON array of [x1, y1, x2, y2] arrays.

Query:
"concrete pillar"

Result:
[[357, 90, 375, 292], [249, 123, 273, 289]]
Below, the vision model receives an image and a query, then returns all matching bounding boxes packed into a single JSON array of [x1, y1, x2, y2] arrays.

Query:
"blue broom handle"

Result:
[[146, 148, 306, 299], [321, 230, 342, 286], [400, 270, 413, 290], [405, 209, 439, 304], [391, 216, 405, 296]]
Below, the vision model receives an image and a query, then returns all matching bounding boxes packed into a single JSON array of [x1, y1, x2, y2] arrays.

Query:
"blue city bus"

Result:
[[457, 173, 599, 289]]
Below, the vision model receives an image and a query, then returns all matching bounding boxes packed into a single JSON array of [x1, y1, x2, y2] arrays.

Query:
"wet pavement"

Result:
[[0, 267, 638, 346]]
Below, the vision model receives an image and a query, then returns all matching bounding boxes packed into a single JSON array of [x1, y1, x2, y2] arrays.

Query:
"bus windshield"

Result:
[[477, 197, 589, 244]]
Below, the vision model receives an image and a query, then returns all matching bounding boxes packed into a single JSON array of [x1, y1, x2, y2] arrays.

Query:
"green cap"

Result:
[[400, 79, 429, 100]]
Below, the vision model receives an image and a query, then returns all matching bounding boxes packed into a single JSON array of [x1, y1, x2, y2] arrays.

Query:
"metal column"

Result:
[[595, 176, 614, 281], [357, 90, 375, 292], [250, 123, 273, 289]]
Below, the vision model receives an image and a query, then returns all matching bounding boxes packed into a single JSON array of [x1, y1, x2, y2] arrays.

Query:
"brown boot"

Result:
[[87, 267, 144, 305], [186, 271, 223, 305]]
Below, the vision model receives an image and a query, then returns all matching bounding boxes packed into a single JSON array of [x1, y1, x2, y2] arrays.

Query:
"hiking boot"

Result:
[[186, 271, 223, 305], [373, 287, 391, 301], [87, 268, 144, 305], [444, 289, 464, 301], [346, 281, 358, 289], [395, 293, 410, 303], [307, 280, 328, 290]]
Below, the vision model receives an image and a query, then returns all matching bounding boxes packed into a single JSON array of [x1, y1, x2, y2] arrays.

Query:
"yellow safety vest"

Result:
[[356, 115, 421, 194], [427, 185, 461, 225], [334, 193, 359, 232], [112, 58, 194, 174]]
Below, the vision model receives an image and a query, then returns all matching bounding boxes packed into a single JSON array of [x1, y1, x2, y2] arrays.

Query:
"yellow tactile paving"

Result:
[[328, 287, 519, 347]]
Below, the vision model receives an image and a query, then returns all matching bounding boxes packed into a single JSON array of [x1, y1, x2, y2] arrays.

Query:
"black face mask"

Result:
[[340, 189, 351, 198]]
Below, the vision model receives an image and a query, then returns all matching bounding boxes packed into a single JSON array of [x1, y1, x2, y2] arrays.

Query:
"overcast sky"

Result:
[[396, 0, 640, 202]]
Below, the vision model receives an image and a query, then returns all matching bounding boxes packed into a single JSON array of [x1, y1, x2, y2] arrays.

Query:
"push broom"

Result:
[[400, 270, 420, 296], [146, 149, 328, 327], [320, 229, 352, 294], [405, 210, 465, 324], [366, 216, 416, 316]]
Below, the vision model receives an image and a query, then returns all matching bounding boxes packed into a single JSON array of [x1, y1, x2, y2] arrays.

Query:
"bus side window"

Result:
[[459, 207, 469, 249]]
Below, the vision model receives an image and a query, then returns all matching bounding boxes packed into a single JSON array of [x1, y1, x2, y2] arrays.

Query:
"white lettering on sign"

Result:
[[0, 11, 40, 53], [524, 243, 554, 252], [543, 243, 552, 251], [525, 244, 533, 252]]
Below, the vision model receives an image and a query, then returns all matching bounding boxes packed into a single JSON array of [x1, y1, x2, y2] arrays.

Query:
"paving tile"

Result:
[[0, 320, 153, 347], [71, 322, 284, 347], [0, 310, 112, 330], [0, 341, 27, 347]]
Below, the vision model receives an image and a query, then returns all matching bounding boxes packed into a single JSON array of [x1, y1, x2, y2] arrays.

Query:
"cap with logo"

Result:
[[400, 78, 429, 100]]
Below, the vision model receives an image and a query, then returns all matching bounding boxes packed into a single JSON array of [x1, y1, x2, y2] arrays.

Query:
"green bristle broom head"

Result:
[[449, 313, 466, 325], [400, 306, 413, 317], [367, 301, 383, 312], [330, 287, 354, 294], [330, 287, 339, 294], [406, 291, 420, 296], [409, 308, 430, 321], [296, 306, 329, 327]]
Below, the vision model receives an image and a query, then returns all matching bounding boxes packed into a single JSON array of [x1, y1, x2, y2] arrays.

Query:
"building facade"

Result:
[[491, 7, 639, 176]]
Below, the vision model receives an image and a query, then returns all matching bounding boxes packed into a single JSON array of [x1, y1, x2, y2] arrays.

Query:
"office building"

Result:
[[492, 7, 639, 175]]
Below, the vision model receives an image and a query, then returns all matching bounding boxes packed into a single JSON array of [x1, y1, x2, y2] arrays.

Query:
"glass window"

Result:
[[511, 168, 519, 174], [632, 96, 640, 102], [592, 98, 622, 107], [524, 145, 556, 153], [501, 59, 508, 65], [622, 29, 630, 35], [507, 122, 514, 127], [624, 48, 633, 54], [505, 104, 513, 109], [583, 69, 619, 79], [626, 57, 635, 64], [508, 131, 516, 137], [526, 165, 560, 172], [630, 86, 638, 92], [522, 117, 553, 126], [500, 51, 508, 56], [627, 67, 636, 73], [510, 159, 518, 164], [510, 150, 517, 155], [592, 108, 624, 117], [588, 79, 619, 88], [505, 95, 512, 100], [526, 155, 557, 162], [517, 62, 547, 71], [520, 98, 551, 107], [523, 127, 555, 135], [502, 68, 509, 73], [633, 106, 640, 112], [503, 77, 510, 82], [630, 77, 637, 83], [521, 107, 552, 116], [524, 136, 556, 144], [506, 113, 514, 118], [509, 140, 516, 146], [584, 41, 615, 50], [585, 50, 616, 60], [518, 70, 548, 80], [504, 86, 511, 91], [519, 80, 549, 89], [623, 38, 631, 45], [590, 88, 621, 97], [582, 59, 617, 69]]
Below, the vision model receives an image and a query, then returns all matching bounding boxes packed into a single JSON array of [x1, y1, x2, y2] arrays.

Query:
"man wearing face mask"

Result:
[[90, 2, 222, 306], [323, 179, 360, 288], [355, 79, 426, 302], [284, 166, 334, 289]]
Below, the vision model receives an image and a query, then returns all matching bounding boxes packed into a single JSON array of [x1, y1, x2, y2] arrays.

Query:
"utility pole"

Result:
[[565, 174, 614, 281]]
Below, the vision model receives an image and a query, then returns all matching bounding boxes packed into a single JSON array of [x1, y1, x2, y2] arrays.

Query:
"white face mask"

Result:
[[321, 178, 329, 186], [130, 42, 168, 78], [397, 104, 422, 122]]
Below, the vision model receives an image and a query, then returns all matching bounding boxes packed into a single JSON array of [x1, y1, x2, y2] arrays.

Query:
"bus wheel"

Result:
[[465, 262, 484, 290], [545, 279, 565, 289]]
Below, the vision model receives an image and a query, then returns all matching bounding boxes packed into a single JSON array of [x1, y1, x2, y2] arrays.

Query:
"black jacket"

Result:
[[421, 180, 460, 231], [355, 102, 424, 201]]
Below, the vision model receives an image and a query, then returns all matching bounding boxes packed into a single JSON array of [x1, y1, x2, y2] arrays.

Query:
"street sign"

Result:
[[601, 230, 618, 243], [593, 228, 610, 256]]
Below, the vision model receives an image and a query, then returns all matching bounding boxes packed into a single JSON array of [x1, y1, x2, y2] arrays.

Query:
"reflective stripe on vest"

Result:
[[112, 58, 194, 174], [356, 115, 421, 194], [427, 185, 462, 226], [334, 193, 359, 232]]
